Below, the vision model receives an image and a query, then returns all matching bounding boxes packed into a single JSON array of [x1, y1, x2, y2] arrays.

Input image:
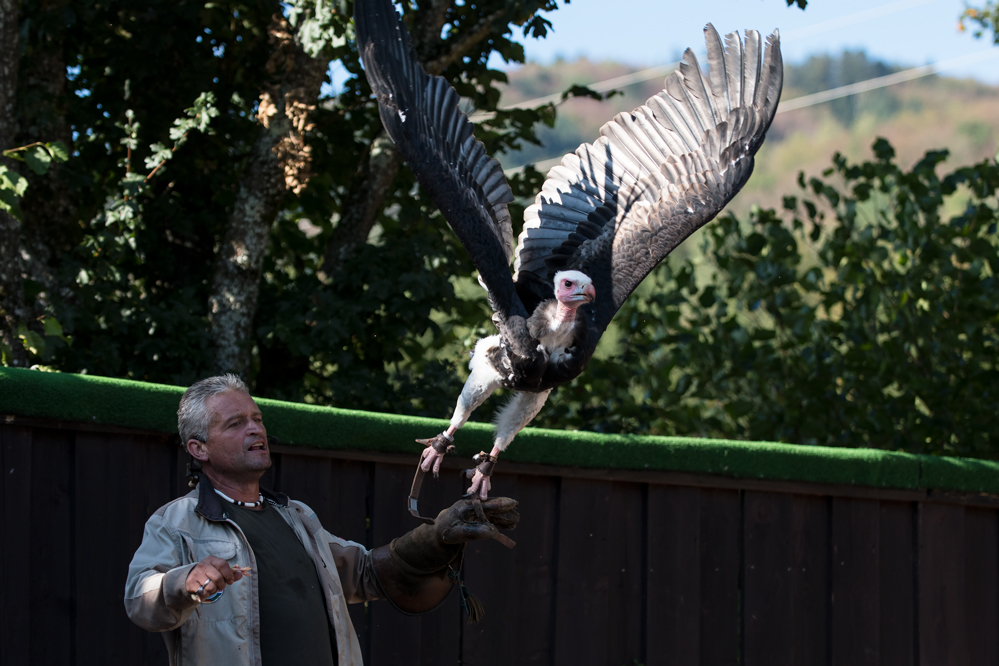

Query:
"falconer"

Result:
[[124, 374, 517, 665]]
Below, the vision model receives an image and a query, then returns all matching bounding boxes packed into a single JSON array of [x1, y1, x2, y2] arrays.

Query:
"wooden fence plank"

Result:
[[789, 495, 830, 665], [743, 491, 794, 665], [462, 474, 520, 666], [964, 507, 998, 665], [606, 481, 645, 666], [553, 478, 612, 666], [698, 488, 741, 666], [326, 459, 372, 546], [73, 432, 136, 664], [879, 501, 915, 666], [28, 428, 74, 666], [280, 454, 335, 528], [0, 425, 32, 666], [512, 474, 559, 665], [647, 485, 701, 666], [831, 497, 880, 666], [919, 503, 968, 666]]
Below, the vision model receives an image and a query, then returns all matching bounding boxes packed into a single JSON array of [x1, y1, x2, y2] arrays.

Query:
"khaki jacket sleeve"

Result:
[[327, 534, 384, 604], [123, 513, 199, 632]]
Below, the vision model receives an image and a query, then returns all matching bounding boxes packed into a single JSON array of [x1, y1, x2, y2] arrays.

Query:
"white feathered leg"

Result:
[[450, 336, 504, 430], [467, 389, 552, 499], [420, 336, 502, 474]]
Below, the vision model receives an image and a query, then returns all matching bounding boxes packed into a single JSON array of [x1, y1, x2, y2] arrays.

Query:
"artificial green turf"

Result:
[[1, 366, 995, 494]]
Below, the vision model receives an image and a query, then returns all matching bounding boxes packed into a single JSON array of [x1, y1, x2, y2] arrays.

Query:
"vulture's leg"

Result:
[[466, 389, 551, 499], [420, 338, 502, 476]]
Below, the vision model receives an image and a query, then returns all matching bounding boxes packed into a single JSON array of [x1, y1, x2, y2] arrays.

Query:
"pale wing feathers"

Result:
[[515, 24, 782, 334]]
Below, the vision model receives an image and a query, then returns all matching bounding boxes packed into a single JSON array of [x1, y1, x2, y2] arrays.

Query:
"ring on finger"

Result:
[[196, 577, 211, 595]]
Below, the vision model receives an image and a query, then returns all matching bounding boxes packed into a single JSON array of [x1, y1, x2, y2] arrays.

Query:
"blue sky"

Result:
[[330, 0, 999, 95], [512, 0, 999, 83]]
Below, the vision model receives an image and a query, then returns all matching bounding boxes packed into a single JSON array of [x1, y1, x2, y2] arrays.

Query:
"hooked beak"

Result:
[[577, 283, 596, 304]]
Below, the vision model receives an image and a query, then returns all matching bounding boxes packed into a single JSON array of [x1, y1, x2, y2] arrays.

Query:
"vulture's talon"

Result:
[[417, 432, 454, 478]]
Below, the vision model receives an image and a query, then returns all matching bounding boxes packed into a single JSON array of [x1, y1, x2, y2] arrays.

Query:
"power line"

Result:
[[471, 0, 945, 123], [775, 48, 999, 113], [502, 49, 999, 176]]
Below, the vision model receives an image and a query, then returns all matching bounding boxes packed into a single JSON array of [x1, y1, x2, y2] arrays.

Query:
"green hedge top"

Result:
[[2, 367, 996, 494]]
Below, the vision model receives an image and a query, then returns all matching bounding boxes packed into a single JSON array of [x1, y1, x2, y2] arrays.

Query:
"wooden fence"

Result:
[[2, 415, 998, 665]]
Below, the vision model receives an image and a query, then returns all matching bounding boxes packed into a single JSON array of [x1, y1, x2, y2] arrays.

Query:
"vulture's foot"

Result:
[[464, 451, 498, 500], [417, 432, 454, 479]]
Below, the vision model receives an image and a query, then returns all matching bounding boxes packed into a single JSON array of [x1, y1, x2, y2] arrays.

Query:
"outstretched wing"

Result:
[[354, 0, 527, 320], [514, 25, 783, 334]]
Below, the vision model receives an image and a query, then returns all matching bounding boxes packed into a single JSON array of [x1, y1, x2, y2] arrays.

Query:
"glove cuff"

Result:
[[371, 525, 463, 614]]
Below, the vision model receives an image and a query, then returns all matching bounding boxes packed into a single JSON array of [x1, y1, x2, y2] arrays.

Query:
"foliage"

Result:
[[961, 2, 999, 44], [0, 141, 68, 221], [544, 140, 999, 459], [6, 0, 578, 403], [0, 140, 71, 366]]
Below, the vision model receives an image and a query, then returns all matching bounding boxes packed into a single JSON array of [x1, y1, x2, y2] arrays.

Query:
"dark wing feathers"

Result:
[[515, 24, 782, 348], [355, 0, 526, 319]]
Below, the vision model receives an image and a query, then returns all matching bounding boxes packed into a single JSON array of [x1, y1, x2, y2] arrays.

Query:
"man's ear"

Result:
[[187, 438, 209, 462]]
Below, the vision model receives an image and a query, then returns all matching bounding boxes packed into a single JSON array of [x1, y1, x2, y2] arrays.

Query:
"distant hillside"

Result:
[[496, 51, 999, 216]]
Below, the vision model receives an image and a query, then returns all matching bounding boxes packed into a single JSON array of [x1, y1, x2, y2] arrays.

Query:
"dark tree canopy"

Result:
[[8, 0, 999, 460]]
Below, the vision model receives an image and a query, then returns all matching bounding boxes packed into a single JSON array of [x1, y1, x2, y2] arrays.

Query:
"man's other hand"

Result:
[[185, 556, 243, 599]]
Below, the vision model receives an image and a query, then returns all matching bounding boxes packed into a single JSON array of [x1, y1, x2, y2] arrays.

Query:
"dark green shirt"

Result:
[[228, 501, 336, 666]]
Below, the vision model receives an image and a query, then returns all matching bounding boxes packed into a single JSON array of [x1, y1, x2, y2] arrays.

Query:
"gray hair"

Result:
[[177, 374, 250, 444]]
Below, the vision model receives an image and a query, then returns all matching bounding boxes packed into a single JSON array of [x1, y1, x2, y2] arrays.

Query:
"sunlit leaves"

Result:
[[544, 139, 999, 458]]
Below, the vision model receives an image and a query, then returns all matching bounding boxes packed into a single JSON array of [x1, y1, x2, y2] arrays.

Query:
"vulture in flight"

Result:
[[355, 0, 783, 499]]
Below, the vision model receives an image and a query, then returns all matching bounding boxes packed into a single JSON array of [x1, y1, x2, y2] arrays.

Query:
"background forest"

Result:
[[1, 0, 998, 458]]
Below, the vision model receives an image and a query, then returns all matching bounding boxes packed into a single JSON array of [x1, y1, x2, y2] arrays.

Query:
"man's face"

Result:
[[198, 390, 271, 481]]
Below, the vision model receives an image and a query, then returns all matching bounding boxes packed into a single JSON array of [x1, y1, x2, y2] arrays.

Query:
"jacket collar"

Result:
[[195, 473, 289, 522]]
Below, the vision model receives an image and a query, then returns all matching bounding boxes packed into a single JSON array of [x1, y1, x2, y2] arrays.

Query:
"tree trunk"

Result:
[[208, 13, 329, 377], [0, 0, 27, 366], [320, 2, 506, 278]]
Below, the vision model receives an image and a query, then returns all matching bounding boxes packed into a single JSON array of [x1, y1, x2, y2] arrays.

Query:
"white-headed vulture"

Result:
[[355, 0, 784, 500]]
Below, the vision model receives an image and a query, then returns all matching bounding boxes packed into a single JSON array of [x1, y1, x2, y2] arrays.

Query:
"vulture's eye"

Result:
[[564, 280, 572, 288]]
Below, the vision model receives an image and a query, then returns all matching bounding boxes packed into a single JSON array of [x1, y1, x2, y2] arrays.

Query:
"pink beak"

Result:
[[580, 283, 596, 304]]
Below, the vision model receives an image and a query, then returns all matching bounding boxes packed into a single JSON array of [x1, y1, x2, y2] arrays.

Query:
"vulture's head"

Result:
[[554, 270, 595, 306]]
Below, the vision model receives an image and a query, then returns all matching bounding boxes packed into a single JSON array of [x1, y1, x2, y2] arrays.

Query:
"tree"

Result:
[[961, 2, 999, 45]]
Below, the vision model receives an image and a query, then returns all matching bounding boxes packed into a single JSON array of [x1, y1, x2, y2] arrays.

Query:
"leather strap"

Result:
[[472, 451, 497, 477], [409, 464, 437, 525], [409, 433, 455, 524]]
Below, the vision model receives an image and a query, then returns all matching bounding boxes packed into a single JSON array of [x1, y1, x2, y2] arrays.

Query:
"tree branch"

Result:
[[208, 13, 330, 377]]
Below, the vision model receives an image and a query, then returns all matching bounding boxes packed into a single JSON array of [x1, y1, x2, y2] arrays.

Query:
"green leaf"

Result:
[[16, 326, 45, 357], [0, 165, 29, 196], [0, 187, 24, 221], [46, 141, 70, 162], [23, 145, 53, 175], [42, 316, 64, 337]]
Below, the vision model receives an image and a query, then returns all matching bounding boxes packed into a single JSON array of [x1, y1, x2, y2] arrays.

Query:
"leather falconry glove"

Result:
[[371, 497, 519, 614]]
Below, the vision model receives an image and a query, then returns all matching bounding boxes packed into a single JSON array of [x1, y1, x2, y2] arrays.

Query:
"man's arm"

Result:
[[124, 514, 245, 631], [124, 514, 200, 632], [330, 498, 519, 614]]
